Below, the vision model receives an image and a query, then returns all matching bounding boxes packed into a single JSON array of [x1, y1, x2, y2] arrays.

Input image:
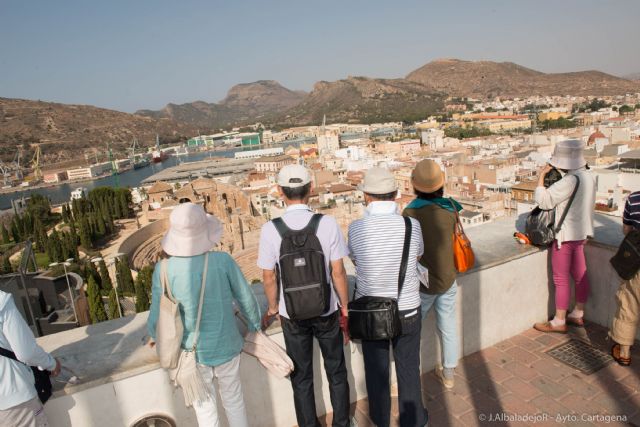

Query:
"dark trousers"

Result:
[[281, 311, 350, 427], [362, 308, 428, 427]]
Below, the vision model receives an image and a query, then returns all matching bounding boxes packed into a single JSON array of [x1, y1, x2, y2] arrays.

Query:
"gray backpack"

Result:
[[526, 175, 580, 247]]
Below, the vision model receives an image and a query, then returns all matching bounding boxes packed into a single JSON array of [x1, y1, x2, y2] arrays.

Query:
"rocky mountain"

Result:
[[279, 77, 444, 125], [0, 98, 203, 164], [136, 80, 306, 129], [624, 72, 640, 81], [406, 58, 640, 98]]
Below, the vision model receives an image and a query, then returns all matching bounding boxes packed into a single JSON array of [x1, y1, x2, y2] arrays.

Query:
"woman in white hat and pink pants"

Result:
[[147, 203, 261, 426], [533, 139, 596, 333]]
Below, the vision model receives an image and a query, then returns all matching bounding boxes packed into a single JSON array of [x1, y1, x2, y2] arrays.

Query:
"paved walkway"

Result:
[[320, 322, 640, 426]]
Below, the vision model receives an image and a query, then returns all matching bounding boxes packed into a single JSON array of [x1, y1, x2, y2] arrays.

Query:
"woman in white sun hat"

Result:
[[533, 139, 596, 334], [147, 203, 261, 426]]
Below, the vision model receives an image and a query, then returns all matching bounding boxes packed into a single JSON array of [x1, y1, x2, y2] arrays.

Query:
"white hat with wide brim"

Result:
[[161, 203, 223, 257], [549, 139, 587, 170]]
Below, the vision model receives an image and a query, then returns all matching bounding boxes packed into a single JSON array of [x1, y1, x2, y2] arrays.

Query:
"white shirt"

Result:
[[348, 201, 424, 311], [257, 204, 349, 319], [0, 291, 56, 410], [534, 167, 596, 248]]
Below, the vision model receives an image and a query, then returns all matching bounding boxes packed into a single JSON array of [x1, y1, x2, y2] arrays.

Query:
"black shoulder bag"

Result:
[[610, 230, 640, 280], [0, 347, 53, 404], [526, 175, 580, 247], [348, 216, 411, 341]]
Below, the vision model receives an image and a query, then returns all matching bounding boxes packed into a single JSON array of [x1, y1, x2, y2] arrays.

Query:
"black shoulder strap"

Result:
[[397, 216, 412, 298], [272, 217, 289, 238], [555, 175, 581, 233], [0, 346, 18, 362], [305, 214, 323, 234]]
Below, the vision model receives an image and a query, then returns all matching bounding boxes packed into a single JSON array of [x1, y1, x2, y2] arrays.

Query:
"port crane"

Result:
[[0, 148, 25, 186], [31, 145, 42, 181]]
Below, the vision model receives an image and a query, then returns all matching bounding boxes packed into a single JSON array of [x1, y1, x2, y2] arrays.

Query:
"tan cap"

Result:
[[277, 164, 312, 188], [358, 167, 398, 194], [411, 159, 445, 193]]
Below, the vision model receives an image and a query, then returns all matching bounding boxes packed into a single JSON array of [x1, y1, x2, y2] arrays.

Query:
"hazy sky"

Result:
[[1, 0, 639, 113]]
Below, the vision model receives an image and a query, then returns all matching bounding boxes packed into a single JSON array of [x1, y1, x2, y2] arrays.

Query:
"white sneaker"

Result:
[[437, 367, 455, 389]]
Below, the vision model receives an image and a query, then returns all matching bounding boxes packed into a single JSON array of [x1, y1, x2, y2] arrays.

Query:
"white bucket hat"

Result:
[[161, 203, 223, 257], [549, 139, 587, 170], [358, 167, 398, 194]]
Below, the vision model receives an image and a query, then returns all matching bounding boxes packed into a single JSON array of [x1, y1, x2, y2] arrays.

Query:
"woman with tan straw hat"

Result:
[[147, 203, 261, 426], [403, 159, 461, 389], [532, 139, 595, 334]]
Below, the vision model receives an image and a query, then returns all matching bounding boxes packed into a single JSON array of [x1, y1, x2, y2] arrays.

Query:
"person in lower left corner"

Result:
[[0, 290, 61, 427], [609, 190, 640, 366]]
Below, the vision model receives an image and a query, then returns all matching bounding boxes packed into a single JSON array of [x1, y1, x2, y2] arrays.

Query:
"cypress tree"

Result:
[[1, 256, 11, 274], [98, 259, 113, 291], [118, 191, 129, 218], [96, 213, 106, 236], [108, 287, 121, 319], [61, 205, 69, 223], [84, 260, 102, 291], [78, 218, 92, 249], [87, 276, 108, 323], [117, 257, 135, 295], [1, 224, 9, 244], [134, 271, 150, 312], [11, 217, 21, 243]]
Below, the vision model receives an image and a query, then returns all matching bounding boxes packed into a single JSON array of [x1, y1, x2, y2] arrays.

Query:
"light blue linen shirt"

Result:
[[147, 251, 261, 367], [0, 291, 57, 410]]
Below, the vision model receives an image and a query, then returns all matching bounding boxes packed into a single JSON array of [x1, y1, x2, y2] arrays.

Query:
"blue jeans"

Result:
[[420, 281, 459, 369]]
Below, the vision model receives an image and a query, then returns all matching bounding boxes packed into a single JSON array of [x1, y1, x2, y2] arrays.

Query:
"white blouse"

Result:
[[534, 167, 596, 248]]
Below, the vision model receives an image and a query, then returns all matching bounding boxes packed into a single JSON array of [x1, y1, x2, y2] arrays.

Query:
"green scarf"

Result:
[[405, 197, 463, 212]]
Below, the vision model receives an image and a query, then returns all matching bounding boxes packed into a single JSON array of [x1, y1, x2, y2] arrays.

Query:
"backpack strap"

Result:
[[272, 217, 289, 238], [397, 216, 412, 298], [305, 214, 323, 234], [0, 346, 18, 362], [554, 175, 580, 234]]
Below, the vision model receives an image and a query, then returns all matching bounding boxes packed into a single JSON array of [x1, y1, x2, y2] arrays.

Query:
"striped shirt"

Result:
[[623, 191, 640, 230], [348, 201, 424, 311]]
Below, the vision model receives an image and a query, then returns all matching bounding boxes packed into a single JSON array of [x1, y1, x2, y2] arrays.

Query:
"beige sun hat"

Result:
[[358, 167, 398, 194], [549, 139, 587, 170], [412, 159, 445, 193], [161, 203, 222, 257]]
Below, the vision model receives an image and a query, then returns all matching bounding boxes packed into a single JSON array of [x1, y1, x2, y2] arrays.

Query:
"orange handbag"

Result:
[[450, 199, 475, 273]]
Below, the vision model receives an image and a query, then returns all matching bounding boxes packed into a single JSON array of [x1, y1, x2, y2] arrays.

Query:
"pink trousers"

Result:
[[551, 240, 590, 310]]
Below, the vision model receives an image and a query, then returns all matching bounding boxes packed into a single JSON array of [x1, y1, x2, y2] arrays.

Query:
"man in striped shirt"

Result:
[[609, 190, 640, 366], [348, 167, 428, 427]]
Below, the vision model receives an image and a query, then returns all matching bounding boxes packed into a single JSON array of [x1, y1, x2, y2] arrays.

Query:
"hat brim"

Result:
[[548, 156, 587, 170], [357, 183, 398, 194], [161, 214, 223, 257], [412, 170, 445, 194]]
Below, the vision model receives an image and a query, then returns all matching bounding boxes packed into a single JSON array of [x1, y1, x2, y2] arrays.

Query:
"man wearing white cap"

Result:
[[533, 139, 596, 334], [257, 164, 351, 427], [348, 167, 428, 427]]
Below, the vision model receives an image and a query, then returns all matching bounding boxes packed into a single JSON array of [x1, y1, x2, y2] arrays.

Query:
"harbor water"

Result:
[[0, 143, 303, 210]]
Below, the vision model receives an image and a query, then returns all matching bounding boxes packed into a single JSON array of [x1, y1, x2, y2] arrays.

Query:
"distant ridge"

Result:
[[136, 80, 306, 128], [137, 59, 640, 129], [406, 58, 640, 98], [0, 97, 203, 164]]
